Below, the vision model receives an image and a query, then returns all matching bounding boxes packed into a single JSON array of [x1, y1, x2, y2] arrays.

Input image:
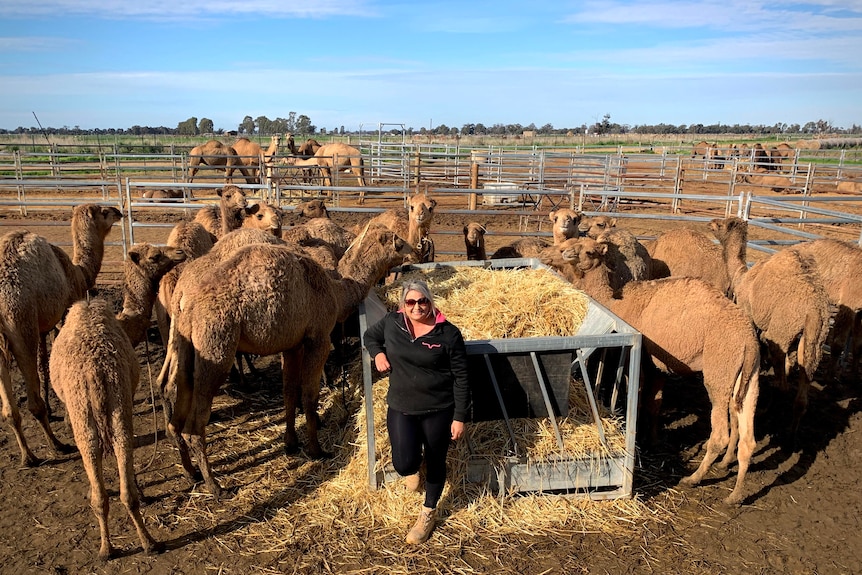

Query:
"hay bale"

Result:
[[376, 266, 591, 339]]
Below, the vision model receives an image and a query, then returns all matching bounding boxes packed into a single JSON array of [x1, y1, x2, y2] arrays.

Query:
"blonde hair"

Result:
[[399, 279, 437, 315]]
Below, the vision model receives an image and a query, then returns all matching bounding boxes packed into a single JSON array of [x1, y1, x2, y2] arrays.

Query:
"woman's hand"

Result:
[[451, 420, 465, 441], [374, 352, 390, 373]]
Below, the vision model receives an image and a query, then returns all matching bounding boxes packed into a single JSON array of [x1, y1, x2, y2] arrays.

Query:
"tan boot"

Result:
[[405, 506, 436, 544], [404, 472, 420, 492]]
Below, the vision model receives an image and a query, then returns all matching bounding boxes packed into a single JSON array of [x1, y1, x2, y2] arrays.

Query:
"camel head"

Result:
[[74, 204, 124, 234], [408, 193, 436, 225], [218, 185, 249, 210], [708, 216, 746, 243], [549, 208, 582, 239], [463, 222, 486, 246], [294, 199, 329, 220], [560, 237, 608, 273], [578, 215, 616, 239], [244, 202, 285, 237], [127, 243, 187, 282]]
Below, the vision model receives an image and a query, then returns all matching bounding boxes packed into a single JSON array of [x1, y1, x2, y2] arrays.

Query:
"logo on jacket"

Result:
[[422, 342, 442, 349]]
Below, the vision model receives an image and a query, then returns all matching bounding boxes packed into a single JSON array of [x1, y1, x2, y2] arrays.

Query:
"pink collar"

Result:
[[398, 309, 447, 324]]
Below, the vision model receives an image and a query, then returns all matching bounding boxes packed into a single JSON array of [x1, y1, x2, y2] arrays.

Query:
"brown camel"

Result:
[[288, 143, 367, 203], [556, 236, 760, 505], [366, 191, 436, 262], [490, 237, 551, 260], [463, 222, 487, 260], [710, 217, 830, 437], [193, 185, 249, 239], [297, 138, 323, 157], [579, 215, 651, 291], [231, 135, 281, 184], [157, 226, 412, 497], [0, 204, 122, 467], [188, 139, 255, 184], [292, 199, 329, 221], [49, 244, 183, 559]]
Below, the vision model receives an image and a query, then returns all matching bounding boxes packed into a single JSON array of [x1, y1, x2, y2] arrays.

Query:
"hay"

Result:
[[375, 266, 591, 340]]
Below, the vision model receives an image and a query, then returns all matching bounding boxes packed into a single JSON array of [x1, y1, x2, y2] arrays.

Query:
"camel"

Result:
[[556, 236, 760, 505], [188, 139, 255, 184], [789, 238, 862, 378], [286, 143, 367, 203], [231, 135, 281, 184], [142, 188, 185, 199], [242, 201, 285, 239], [292, 199, 329, 221], [579, 215, 651, 291], [463, 222, 487, 260], [48, 243, 183, 559], [548, 208, 582, 244], [157, 226, 413, 497], [691, 140, 713, 159], [297, 138, 323, 157], [490, 237, 551, 260], [710, 217, 830, 437], [742, 173, 796, 193], [646, 227, 730, 295], [193, 185, 249, 239], [366, 192, 436, 262], [283, 217, 357, 263], [0, 204, 122, 467]]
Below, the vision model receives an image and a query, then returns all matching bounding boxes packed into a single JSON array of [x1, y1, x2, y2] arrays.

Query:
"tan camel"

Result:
[[287, 143, 367, 203], [490, 237, 551, 260], [49, 244, 183, 559], [193, 185, 249, 239], [710, 217, 830, 437], [646, 227, 730, 295], [231, 135, 281, 184], [157, 226, 412, 497], [463, 222, 487, 260], [0, 204, 122, 466], [548, 208, 582, 244], [292, 199, 329, 220], [282, 217, 357, 263], [789, 238, 862, 378], [366, 192, 436, 262], [188, 139, 255, 184], [555, 236, 760, 505], [579, 215, 651, 292], [297, 138, 322, 156]]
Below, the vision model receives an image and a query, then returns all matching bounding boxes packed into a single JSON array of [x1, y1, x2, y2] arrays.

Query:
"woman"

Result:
[[363, 279, 471, 545]]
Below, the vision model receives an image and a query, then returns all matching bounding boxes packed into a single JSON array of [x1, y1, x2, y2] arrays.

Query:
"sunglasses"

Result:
[[404, 298, 430, 307]]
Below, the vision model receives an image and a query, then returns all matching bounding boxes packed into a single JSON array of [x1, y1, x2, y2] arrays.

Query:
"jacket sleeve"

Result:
[[449, 326, 472, 422], [363, 314, 389, 359]]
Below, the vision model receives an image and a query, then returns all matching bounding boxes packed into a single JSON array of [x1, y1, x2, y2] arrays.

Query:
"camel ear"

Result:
[[217, 188, 225, 197], [246, 203, 261, 215], [128, 247, 141, 265], [463, 225, 469, 235], [549, 211, 556, 222], [609, 218, 618, 227], [429, 198, 437, 209]]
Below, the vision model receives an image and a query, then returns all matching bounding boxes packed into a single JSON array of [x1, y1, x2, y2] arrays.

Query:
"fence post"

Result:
[[469, 162, 479, 210], [412, 149, 421, 188]]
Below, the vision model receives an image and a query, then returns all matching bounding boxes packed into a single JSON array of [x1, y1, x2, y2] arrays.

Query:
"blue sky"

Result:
[[1, 1, 860, 132]]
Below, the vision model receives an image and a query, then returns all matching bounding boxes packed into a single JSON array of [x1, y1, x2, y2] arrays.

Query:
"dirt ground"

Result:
[[1, 183, 861, 575]]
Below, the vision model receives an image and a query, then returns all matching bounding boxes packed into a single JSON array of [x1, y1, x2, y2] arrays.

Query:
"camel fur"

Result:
[[0, 204, 122, 466], [366, 192, 437, 262], [292, 199, 329, 221], [157, 226, 412, 497], [710, 217, 830, 437], [789, 238, 862, 378], [49, 244, 182, 559], [646, 227, 730, 295], [463, 222, 487, 260], [193, 185, 249, 239], [242, 201, 285, 239], [579, 215, 651, 291], [490, 237, 551, 260], [557, 236, 760, 505], [548, 208, 582, 244], [188, 140, 254, 184]]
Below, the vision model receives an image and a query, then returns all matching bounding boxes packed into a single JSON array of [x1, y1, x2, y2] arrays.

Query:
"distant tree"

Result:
[[286, 112, 297, 133], [177, 117, 198, 136], [295, 114, 314, 135], [539, 123, 554, 134], [198, 118, 214, 135], [461, 123, 475, 135], [240, 116, 255, 135], [255, 116, 273, 135], [474, 123, 487, 135]]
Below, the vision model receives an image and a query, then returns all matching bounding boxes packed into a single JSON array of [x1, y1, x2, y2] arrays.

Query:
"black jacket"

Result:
[[364, 310, 471, 422]]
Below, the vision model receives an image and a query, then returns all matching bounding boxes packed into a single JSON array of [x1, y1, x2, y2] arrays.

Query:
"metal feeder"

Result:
[[359, 259, 642, 500]]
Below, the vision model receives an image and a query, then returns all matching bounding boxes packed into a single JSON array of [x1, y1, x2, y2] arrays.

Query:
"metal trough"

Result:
[[359, 259, 642, 500]]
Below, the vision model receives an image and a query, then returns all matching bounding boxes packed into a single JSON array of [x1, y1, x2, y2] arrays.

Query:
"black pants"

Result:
[[387, 406, 454, 509]]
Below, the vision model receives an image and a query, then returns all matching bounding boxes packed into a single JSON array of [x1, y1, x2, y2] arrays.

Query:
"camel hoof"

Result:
[[55, 441, 77, 456], [146, 541, 167, 555], [21, 454, 44, 468], [679, 475, 700, 488]]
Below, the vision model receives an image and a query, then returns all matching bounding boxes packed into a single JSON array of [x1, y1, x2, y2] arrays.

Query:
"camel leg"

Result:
[[74, 425, 113, 560], [680, 394, 731, 488], [10, 333, 74, 457], [768, 341, 789, 391], [725, 373, 759, 505], [282, 349, 303, 454], [0, 358, 40, 466], [115, 433, 163, 555]]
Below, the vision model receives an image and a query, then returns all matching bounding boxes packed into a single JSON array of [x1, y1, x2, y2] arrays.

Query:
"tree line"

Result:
[[2, 112, 860, 137]]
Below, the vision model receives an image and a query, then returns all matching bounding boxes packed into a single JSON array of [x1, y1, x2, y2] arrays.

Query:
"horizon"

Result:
[[1, 1, 860, 132]]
